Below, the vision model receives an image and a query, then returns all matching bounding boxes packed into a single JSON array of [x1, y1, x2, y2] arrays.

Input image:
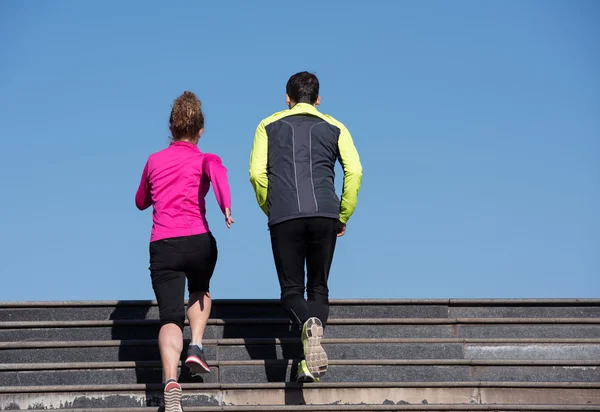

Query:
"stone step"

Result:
[[3, 300, 598, 409], [0, 404, 598, 411], [2, 339, 600, 363], [1, 382, 599, 409], [1, 299, 599, 322], [1, 318, 599, 342], [0, 301, 448, 321], [1, 359, 599, 385]]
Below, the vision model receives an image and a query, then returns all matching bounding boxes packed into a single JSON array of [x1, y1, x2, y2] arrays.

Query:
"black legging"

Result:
[[270, 217, 338, 331], [150, 232, 218, 330]]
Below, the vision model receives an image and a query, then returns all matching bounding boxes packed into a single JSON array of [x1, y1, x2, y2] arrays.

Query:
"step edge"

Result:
[[3, 337, 600, 349], [2, 298, 600, 308], [2, 381, 600, 393], [3, 317, 600, 328], [1, 404, 598, 411], [2, 358, 600, 371]]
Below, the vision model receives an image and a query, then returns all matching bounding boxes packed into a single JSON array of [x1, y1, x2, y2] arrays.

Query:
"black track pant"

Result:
[[270, 217, 338, 331], [150, 232, 218, 331]]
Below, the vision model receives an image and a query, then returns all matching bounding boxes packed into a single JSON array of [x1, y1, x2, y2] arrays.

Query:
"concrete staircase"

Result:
[[0, 299, 599, 411]]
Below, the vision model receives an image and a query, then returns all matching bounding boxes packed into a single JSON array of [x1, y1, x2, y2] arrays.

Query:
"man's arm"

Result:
[[249, 121, 269, 215], [338, 126, 362, 224]]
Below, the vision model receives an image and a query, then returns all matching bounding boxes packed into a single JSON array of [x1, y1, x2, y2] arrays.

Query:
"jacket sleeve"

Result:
[[204, 154, 231, 215], [135, 161, 152, 211], [337, 126, 362, 223], [249, 121, 269, 215]]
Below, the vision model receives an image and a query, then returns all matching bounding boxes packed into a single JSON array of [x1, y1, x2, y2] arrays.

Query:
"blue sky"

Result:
[[0, 1, 598, 301]]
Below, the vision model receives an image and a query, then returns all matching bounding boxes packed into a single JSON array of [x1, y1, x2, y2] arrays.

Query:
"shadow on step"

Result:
[[109, 301, 306, 406], [110, 303, 156, 406], [108, 302, 209, 408], [281, 382, 309, 405], [222, 309, 308, 404]]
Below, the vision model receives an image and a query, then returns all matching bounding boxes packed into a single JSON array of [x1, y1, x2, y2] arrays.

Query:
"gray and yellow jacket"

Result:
[[250, 103, 362, 227]]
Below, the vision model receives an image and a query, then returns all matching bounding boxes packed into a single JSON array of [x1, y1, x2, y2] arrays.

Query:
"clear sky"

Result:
[[0, 1, 598, 301]]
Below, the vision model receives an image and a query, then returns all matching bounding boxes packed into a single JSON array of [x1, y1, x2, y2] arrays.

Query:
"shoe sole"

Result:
[[185, 355, 211, 374], [164, 386, 183, 412], [297, 372, 315, 383], [303, 317, 328, 379]]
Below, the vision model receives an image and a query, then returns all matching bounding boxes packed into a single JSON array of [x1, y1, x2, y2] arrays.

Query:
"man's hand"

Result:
[[337, 221, 347, 237], [225, 208, 235, 229]]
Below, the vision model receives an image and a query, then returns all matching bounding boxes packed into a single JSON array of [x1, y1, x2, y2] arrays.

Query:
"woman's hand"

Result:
[[225, 208, 235, 229]]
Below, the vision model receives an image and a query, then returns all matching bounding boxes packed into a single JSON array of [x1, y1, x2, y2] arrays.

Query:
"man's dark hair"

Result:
[[286, 71, 319, 104]]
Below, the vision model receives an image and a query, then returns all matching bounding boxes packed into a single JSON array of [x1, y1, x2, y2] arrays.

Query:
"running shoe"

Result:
[[185, 344, 211, 374], [296, 359, 319, 382], [301, 317, 328, 379], [164, 379, 183, 412]]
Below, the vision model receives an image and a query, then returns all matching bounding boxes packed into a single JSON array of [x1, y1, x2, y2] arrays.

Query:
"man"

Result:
[[249, 72, 363, 382]]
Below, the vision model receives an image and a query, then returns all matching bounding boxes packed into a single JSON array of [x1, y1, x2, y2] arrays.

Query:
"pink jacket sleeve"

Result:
[[135, 161, 152, 211], [204, 154, 231, 214]]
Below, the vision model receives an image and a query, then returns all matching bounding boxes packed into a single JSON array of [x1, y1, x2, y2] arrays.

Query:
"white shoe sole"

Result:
[[164, 386, 183, 412], [185, 355, 211, 374], [303, 317, 328, 378]]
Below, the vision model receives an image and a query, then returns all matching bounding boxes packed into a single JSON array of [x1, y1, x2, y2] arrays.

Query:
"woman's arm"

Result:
[[204, 154, 232, 215], [135, 161, 152, 210]]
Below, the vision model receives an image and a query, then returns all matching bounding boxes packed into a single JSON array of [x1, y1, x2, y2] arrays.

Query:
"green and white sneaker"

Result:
[[296, 359, 319, 382], [301, 317, 328, 379]]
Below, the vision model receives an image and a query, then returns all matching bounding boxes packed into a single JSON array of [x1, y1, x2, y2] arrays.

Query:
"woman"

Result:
[[135, 91, 233, 412]]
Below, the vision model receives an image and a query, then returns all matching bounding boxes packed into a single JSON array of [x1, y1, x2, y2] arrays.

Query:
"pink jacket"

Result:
[[136, 141, 231, 242]]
